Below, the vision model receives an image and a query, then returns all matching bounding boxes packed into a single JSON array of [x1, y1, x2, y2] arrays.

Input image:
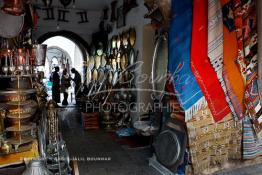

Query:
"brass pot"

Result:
[[1, 141, 11, 154]]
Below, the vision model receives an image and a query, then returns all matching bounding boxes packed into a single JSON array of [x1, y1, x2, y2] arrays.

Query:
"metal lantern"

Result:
[[32, 44, 47, 66]]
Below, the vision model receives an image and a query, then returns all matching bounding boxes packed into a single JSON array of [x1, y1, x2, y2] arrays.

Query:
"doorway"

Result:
[[41, 36, 86, 105]]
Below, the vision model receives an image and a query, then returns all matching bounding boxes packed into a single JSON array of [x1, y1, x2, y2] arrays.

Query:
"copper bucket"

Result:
[[1, 0, 24, 16]]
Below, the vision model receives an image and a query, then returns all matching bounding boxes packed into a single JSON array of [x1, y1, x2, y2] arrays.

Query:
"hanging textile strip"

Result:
[[165, 75, 185, 121], [191, 0, 230, 122], [232, 0, 262, 137], [242, 117, 262, 159], [208, 0, 237, 119], [257, 0, 262, 99], [220, 0, 245, 120], [168, 0, 206, 122]]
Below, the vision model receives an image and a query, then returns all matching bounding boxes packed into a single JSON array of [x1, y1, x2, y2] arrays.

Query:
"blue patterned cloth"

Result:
[[168, 0, 205, 120]]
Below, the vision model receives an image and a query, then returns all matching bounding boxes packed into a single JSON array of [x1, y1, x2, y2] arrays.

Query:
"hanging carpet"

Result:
[[168, 0, 206, 122], [191, 0, 230, 122], [220, 0, 246, 120]]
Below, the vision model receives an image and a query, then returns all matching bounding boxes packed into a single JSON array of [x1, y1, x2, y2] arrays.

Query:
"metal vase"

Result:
[[22, 160, 54, 175]]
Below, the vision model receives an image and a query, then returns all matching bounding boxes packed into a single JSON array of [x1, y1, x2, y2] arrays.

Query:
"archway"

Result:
[[39, 32, 89, 104]]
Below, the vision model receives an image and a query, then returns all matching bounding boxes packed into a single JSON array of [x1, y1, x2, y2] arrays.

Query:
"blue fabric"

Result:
[[168, 0, 204, 111], [116, 128, 136, 137]]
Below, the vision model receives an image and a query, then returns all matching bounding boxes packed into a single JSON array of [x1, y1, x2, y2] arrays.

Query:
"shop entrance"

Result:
[[40, 35, 86, 105]]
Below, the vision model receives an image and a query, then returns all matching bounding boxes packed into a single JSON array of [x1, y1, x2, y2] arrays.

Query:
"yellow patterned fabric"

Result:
[[187, 108, 241, 174]]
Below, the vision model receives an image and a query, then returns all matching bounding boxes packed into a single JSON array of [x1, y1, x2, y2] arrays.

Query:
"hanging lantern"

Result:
[[1, 0, 24, 16]]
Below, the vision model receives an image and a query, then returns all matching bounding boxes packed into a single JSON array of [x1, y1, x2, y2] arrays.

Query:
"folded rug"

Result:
[[191, 0, 230, 122], [243, 117, 262, 159], [220, 0, 245, 120], [168, 0, 206, 121]]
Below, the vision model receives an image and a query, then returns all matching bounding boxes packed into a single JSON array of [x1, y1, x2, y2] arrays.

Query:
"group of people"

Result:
[[50, 67, 81, 105]]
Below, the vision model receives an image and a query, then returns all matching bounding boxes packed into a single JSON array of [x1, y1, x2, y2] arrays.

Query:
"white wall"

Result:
[[34, 7, 102, 43], [108, 1, 153, 121]]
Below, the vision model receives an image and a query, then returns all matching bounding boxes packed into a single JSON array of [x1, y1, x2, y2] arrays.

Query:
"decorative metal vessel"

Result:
[[32, 44, 47, 66], [22, 160, 54, 175]]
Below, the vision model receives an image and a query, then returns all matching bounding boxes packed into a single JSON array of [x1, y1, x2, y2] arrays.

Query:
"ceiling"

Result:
[[34, 0, 115, 10]]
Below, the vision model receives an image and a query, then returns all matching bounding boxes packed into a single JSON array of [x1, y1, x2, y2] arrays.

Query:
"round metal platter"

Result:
[[95, 55, 101, 69], [107, 39, 111, 55], [116, 35, 121, 50], [108, 71, 113, 85], [111, 35, 117, 49], [124, 71, 131, 82], [112, 71, 119, 86], [129, 48, 136, 65], [151, 34, 168, 100], [122, 31, 129, 48], [6, 113, 32, 119], [98, 69, 105, 84], [86, 68, 92, 85], [92, 69, 98, 81], [96, 42, 104, 56], [154, 130, 181, 167], [112, 59, 117, 72], [0, 11, 24, 38], [101, 54, 107, 67], [118, 73, 124, 84], [6, 125, 33, 132], [88, 56, 95, 70], [120, 54, 128, 70], [129, 28, 136, 47], [0, 89, 36, 95]]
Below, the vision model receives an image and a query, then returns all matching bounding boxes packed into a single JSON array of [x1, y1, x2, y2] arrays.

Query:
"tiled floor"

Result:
[[58, 107, 262, 175]]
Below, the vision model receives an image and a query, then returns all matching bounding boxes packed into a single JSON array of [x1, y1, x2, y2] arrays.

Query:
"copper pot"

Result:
[[1, 0, 24, 16]]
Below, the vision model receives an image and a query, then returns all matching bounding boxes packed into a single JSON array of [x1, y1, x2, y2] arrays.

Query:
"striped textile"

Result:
[[191, 0, 230, 122], [220, 0, 245, 120], [257, 0, 262, 99], [243, 117, 262, 159], [232, 0, 262, 136], [168, 0, 206, 121], [208, 0, 237, 118]]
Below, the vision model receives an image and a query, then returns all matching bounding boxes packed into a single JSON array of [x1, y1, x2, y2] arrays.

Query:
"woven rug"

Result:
[[220, 0, 245, 120], [257, 0, 262, 99], [243, 117, 262, 159], [208, 0, 238, 119], [232, 0, 262, 137], [168, 0, 206, 122], [191, 0, 230, 122], [187, 108, 241, 174]]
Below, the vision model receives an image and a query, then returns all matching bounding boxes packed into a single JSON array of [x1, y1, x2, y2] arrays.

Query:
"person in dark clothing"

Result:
[[50, 66, 60, 104], [71, 68, 82, 101], [61, 69, 70, 105]]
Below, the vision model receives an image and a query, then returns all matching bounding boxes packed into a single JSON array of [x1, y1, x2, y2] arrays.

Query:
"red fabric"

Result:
[[190, 0, 230, 122]]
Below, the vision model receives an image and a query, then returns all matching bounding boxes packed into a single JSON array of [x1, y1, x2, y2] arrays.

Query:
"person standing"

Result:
[[50, 66, 60, 104], [61, 69, 71, 105], [70, 68, 82, 101]]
